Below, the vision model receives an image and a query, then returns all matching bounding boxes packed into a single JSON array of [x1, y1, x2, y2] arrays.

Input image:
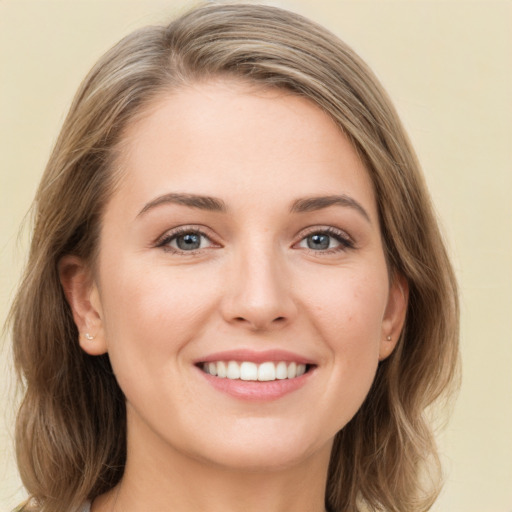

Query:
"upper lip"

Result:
[[195, 349, 316, 366]]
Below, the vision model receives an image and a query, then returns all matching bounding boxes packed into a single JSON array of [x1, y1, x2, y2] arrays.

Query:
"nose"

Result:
[[220, 244, 298, 332]]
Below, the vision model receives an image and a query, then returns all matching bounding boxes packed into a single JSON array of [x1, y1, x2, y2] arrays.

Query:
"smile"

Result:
[[200, 361, 308, 381]]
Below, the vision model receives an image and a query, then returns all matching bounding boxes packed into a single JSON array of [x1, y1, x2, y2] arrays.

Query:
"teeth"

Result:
[[287, 362, 297, 379], [201, 360, 309, 381], [227, 361, 240, 379], [276, 361, 288, 380], [217, 361, 227, 378], [258, 362, 275, 381], [240, 362, 258, 381]]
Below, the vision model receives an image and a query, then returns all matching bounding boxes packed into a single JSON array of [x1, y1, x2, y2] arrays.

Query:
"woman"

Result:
[[10, 3, 459, 512]]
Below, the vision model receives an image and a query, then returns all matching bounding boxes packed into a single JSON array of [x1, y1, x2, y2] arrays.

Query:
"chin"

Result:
[[180, 423, 334, 472]]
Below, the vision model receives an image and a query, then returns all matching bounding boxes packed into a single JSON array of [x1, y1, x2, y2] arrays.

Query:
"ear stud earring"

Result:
[[386, 335, 392, 341], [84, 333, 95, 340]]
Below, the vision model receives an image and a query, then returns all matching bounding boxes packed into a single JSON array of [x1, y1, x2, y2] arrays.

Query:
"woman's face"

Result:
[[70, 80, 406, 471]]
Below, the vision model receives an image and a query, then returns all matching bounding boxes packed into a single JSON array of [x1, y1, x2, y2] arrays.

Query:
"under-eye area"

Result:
[[198, 361, 315, 381]]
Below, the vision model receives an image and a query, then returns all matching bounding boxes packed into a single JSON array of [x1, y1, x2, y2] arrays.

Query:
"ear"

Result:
[[59, 255, 107, 355], [379, 273, 409, 361]]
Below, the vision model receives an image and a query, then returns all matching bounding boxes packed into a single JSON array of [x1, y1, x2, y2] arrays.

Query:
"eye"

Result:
[[156, 227, 217, 253], [173, 232, 205, 250], [296, 228, 354, 253]]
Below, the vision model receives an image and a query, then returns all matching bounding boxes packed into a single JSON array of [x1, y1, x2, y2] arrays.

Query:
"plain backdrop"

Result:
[[1, 1, 511, 510]]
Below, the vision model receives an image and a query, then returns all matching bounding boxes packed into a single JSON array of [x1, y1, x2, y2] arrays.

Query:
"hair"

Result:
[[10, 3, 459, 512]]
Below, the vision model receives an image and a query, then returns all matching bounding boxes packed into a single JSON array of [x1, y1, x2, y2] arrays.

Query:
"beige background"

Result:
[[1, 1, 511, 510]]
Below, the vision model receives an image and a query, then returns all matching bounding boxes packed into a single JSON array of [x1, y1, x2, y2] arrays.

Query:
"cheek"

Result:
[[305, 269, 388, 348], [300, 267, 388, 415], [98, 258, 219, 372]]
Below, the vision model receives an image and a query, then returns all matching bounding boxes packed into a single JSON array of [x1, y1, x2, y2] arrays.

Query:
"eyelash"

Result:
[[155, 226, 355, 255]]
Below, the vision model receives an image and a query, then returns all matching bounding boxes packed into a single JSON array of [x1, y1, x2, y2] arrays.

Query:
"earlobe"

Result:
[[379, 274, 409, 361], [58, 255, 108, 356]]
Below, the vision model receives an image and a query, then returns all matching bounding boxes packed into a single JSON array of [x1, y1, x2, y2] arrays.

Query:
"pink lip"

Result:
[[197, 366, 314, 401], [195, 349, 316, 365]]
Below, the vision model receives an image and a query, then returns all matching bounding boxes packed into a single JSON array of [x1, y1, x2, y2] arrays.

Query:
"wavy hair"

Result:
[[10, 3, 459, 511]]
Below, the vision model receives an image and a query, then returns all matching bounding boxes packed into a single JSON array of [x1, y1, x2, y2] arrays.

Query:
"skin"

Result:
[[61, 80, 407, 512]]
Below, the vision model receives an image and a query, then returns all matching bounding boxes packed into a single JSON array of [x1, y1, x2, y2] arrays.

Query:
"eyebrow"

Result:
[[290, 195, 371, 223], [137, 192, 370, 223], [137, 193, 227, 217]]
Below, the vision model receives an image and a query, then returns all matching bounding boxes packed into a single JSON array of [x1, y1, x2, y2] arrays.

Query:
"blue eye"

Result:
[[297, 229, 353, 252], [158, 229, 214, 252], [174, 232, 202, 250], [306, 233, 332, 250]]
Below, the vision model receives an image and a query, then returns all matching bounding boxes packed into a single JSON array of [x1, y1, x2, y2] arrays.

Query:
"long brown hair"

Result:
[[10, 4, 459, 511]]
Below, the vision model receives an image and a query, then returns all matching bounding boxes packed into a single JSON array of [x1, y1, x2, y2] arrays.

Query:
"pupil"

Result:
[[308, 234, 329, 250], [177, 233, 200, 250]]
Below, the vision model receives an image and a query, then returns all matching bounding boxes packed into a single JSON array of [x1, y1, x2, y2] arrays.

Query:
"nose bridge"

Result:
[[221, 235, 296, 330]]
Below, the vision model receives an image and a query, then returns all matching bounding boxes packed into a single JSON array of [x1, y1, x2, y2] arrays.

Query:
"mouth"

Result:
[[197, 360, 314, 382], [194, 349, 317, 400]]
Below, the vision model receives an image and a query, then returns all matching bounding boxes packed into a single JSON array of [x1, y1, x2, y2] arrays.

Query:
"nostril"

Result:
[[229, 315, 289, 330]]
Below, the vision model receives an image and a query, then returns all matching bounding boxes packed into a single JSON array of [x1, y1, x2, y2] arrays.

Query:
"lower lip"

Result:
[[197, 366, 313, 401]]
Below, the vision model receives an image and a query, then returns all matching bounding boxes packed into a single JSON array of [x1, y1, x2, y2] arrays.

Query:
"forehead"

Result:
[[110, 79, 377, 220]]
